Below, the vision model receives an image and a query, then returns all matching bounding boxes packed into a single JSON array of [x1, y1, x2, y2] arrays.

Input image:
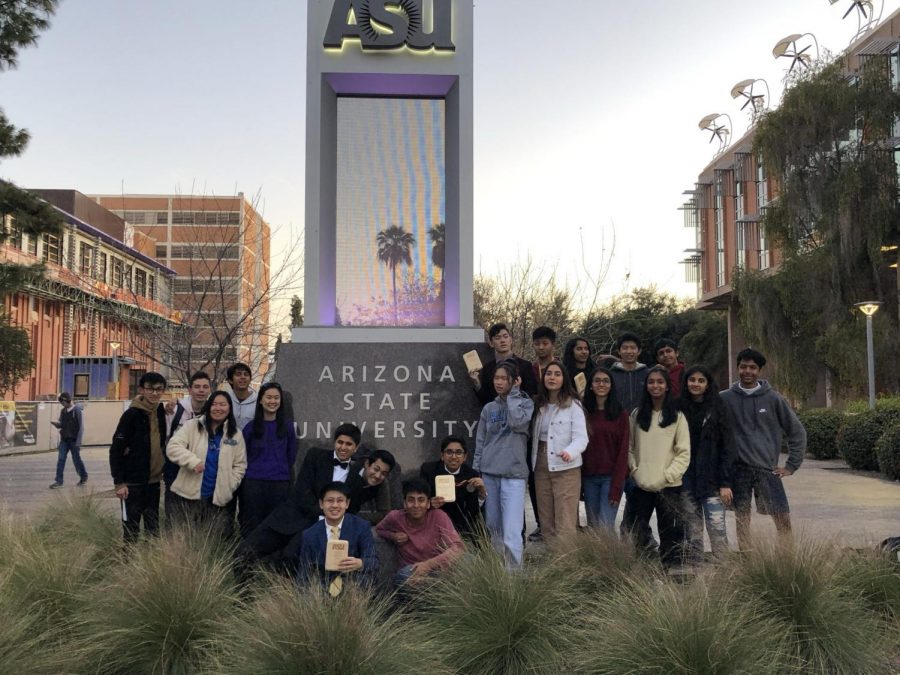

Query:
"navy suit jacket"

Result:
[[297, 513, 378, 587]]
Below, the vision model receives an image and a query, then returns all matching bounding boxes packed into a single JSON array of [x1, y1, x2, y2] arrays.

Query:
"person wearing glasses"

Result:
[[108, 372, 169, 542], [419, 435, 485, 539]]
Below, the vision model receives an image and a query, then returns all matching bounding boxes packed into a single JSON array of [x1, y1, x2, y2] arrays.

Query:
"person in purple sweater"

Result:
[[239, 382, 298, 537]]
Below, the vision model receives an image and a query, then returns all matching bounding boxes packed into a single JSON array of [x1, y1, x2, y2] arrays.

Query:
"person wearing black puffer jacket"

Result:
[[679, 366, 735, 562], [109, 372, 168, 542]]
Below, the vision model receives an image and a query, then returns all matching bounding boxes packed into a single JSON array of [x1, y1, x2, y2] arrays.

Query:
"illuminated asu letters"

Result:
[[323, 0, 455, 51]]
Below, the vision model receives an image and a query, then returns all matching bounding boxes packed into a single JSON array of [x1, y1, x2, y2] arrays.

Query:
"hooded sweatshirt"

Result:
[[720, 380, 806, 473], [473, 386, 535, 479], [219, 382, 258, 432], [610, 362, 649, 413], [131, 395, 165, 484]]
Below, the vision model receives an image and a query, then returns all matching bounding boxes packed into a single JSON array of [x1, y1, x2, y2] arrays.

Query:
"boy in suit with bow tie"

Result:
[[297, 482, 377, 593]]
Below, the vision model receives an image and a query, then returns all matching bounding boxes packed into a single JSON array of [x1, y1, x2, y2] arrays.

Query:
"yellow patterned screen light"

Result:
[[880, 245, 898, 251], [854, 301, 882, 316]]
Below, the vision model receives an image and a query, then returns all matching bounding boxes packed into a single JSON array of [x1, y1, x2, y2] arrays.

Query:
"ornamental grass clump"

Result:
[[718, 538, 892, 674], [413, 542, 580, 675], [574, 578, 788, 674], [0, 575, 60, 674], [33, 494, 122, 569], [68, 525, 240, 675], [224, 574, 443, 675], [549, 527, 661, 597]]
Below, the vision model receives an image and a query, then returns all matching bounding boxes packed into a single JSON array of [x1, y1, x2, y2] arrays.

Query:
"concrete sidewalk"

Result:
[[1, 448, 898, 549]]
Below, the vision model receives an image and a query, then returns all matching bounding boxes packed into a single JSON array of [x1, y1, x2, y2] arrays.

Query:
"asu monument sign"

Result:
[[278, 0, 484, 471]]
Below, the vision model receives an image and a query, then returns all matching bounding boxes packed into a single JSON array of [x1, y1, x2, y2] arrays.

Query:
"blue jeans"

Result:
[[482, 474, 526, 567], [55, 439, 88, 485], [582, 474, 619, 529], [682, 491, 729, 561]]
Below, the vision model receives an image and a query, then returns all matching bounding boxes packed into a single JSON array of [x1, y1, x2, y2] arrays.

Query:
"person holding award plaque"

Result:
[[419, 436, 485, 538], [297, 482, 377, 594]]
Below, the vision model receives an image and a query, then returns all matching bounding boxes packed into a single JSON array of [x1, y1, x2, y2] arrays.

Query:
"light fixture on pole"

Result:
[[853, 301, 881, 409], [108, 340, 122, 398]]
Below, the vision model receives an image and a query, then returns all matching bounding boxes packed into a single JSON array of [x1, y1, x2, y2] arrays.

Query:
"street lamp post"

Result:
[[854, 301, 881, 410], [108, 340, 122, 399]]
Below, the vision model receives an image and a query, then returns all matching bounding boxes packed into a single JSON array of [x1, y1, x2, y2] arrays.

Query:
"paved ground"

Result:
[[1, 448, 898, 549]]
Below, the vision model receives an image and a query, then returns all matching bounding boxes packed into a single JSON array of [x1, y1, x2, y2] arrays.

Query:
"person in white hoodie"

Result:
[[223, 362, 258, 432], [531, 359, 588, 542], [623, 366, 690, 569], [163, 371, 212, 520]]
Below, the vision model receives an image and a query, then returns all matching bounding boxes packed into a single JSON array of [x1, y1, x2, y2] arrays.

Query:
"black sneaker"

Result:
[[527, 527, 543, 542], [77, 477, 88, 486], [49, 482, 63, 489]]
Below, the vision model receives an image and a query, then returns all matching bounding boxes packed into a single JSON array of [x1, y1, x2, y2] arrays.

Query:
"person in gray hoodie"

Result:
[[223, 362, 258, 432], [720, 348, 806, 550], [473, 361, 535, 567], [610, 332, 650, 413]]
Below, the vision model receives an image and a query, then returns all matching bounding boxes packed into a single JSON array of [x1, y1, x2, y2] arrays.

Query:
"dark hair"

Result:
[[678, 365, 730, 446], [562, 337, 593, 376], [367, 449, 396, 470], [226, 362, 251, 381], [654, 338, 678, 355], [736, 347, 766, 368], [440, 435, 468, 453], [318, 481, 351, 500], [139, 372, 167, 388], [531, 325, 557, 342], [615, 332, 642, 351], [402, 478, 432, 499], [488, 322, 509, 339], [582, 367, 624, 421], [635, 366, 679, 431], [535, 359, 579, 410], [334, 423, 362, 445], [494, 360, 519, 383], [58, 392, 72, 402], [198, 390, 238, 438], [189, 371, 211, 385], [251, 382, 286, 439]]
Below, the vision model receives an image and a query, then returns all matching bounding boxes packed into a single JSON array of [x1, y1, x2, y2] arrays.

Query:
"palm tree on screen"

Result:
[[376, 225, 415, 323], [428, 222, 445, 297]]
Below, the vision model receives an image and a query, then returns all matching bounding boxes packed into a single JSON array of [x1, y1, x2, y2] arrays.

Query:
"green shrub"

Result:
[[68, 526, 240, 674], [414, 543, 579, 674], [798, 408, 844, 459], [845, 395, 900, 415], [718, 539, 892, 673], [874, 421, 900, 480], [33, 495, 122, 570], [575, 578, 788, 674], [225, 575, 443, 675], [838, 410, 890, 471]]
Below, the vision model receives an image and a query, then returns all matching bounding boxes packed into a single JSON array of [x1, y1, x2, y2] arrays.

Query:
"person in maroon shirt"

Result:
[[655, 338, 685, 399], [581, 367, 631, 529], [375, 478, 465, 586]]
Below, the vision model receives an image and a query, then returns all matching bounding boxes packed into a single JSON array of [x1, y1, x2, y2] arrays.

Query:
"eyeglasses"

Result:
[[145, 386, 166, 393], [442, 449, 466, 456]]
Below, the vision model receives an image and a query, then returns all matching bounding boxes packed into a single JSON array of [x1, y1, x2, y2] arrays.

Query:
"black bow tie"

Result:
[[333, 459, 349, 469]]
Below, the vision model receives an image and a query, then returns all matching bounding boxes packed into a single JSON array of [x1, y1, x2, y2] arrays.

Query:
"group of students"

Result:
[[468, 323, 807, 569]]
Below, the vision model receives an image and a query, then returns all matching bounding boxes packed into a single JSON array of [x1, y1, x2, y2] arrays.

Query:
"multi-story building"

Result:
[[682, 11, 900, 399], [1, 190, 177, 400], [90, 194, 271, 385]]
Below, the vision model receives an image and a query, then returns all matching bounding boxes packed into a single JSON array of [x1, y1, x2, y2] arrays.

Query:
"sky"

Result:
[[3, 0, 898, 324]]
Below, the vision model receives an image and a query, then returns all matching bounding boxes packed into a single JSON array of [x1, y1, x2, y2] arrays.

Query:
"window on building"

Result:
[[759, 225, 770, 270], [42, 233, 61, 265], [134, 268, 147, 297], [26, 233, 37, 256], [714, 178, 726, 287], [735, 222, 746, 270], [112, 257, 124, 288], [155, 244, 168, 259], [756, 153, 768, 210], [734, 178, 745, 221], [6, 217, 24, 250], [169, 244, 240, 260], [79, 241, 94, 276], [148, 274, 155, 301], [97, 251, 108, 283]]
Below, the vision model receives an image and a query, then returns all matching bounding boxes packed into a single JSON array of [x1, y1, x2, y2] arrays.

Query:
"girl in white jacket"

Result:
[[531, 359, 588, 541], [166, 391, 247, 534]]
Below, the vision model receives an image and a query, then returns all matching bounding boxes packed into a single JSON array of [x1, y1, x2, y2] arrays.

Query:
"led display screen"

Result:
[[335, 97, 446, 326]]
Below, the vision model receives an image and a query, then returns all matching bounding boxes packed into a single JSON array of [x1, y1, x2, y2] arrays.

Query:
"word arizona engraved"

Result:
[[323, 0, 455, 52], [318, 364, 455, 384]]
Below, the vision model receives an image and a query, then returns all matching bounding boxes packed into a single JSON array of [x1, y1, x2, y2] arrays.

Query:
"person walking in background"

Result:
[[581, 367, 630, 530], [624, 367, 691, 569], [531, 359, 588, 542], [562, 336, 594, 393], [49, 392, 87, 489], [474, 361, 534, 567], [240, 382, 298, 537], [165, 391, 247, 535], [109, 372, 169, 542], [720, 348, 806, 550], [679, 366, 735, 561]]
